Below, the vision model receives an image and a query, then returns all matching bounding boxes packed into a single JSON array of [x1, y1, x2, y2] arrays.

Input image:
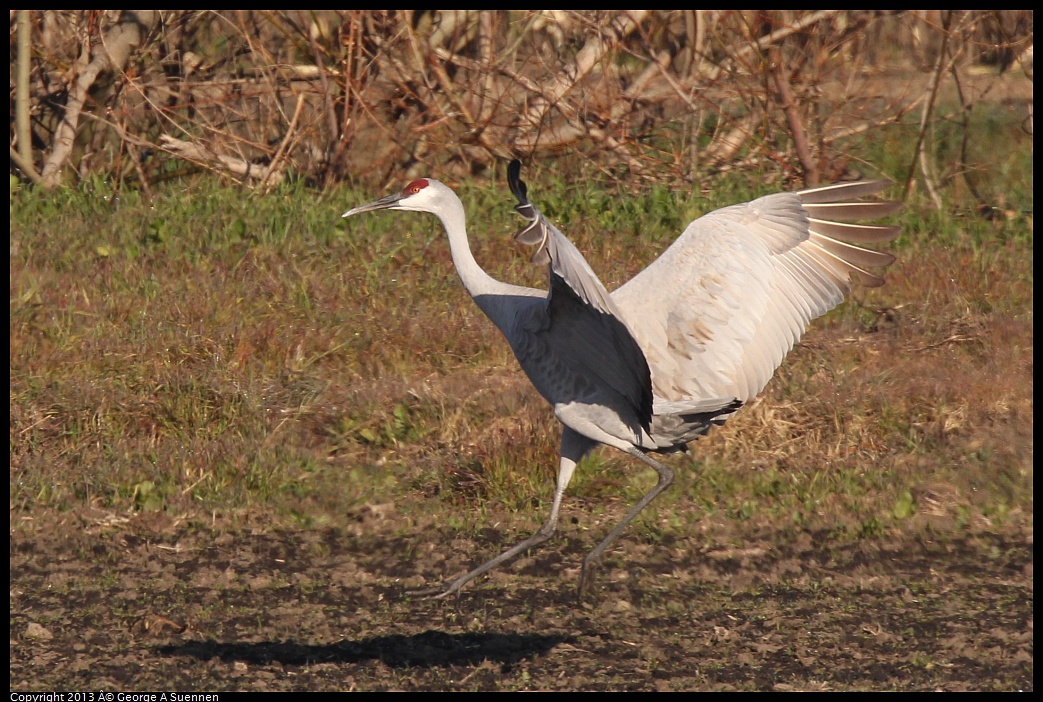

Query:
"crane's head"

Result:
[[342, 178, 452, 219]]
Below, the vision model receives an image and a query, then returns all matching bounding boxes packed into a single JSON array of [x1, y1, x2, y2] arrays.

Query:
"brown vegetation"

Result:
[[10, 11, 1033, 191]]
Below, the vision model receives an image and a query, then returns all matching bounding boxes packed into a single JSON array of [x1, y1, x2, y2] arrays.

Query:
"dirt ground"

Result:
[[10, 506, 1032, 691]]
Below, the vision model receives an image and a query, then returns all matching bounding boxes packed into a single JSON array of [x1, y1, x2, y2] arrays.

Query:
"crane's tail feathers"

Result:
[[649, 397, 743, 450], [653, 396, 741, 418]]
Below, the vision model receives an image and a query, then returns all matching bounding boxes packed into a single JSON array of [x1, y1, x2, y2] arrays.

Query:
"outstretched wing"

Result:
[[507, 160, 653, 431], [508, 160, 624, 318], [612, 180, 900, 403]]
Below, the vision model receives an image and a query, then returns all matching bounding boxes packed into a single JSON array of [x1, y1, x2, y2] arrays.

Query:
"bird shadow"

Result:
[[157, 630, 570, 669]]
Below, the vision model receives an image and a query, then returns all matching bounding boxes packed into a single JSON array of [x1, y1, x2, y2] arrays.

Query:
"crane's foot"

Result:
[[577, 555, 602, 599], [403, 526, 559, 600], [405, 585, 445, 599], [405, 571, 478, 600], [405, 582, 461, 600]]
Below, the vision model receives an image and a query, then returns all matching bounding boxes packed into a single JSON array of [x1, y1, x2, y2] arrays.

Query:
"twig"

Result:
[[306, 17, 340, 186], [707, 10, 842, 82], [40, 30, 99, 187], [159, 135, 260, 184], [41, 11, 159, 188], [517, 11, 650, 137], [645, 47, 762, 173], [397, 14, 467, 167], [904, 10, 956, 206], [771, 52, 818, 185], [10, 147, 42, 185], [259, 92, 306, 191], [703, 115, 759, 170], [15, 11, 38, 180]]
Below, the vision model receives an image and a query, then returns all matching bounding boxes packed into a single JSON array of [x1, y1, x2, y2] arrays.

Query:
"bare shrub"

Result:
[[10, 11, 1033, 191]]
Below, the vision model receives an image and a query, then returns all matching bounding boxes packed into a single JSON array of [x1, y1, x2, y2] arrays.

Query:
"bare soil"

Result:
[[10, 506, 1032, 691]]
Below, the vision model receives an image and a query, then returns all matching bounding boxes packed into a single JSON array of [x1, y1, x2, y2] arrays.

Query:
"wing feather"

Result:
[[809, 218, 902, 244], [507, 160, 653, 430], [508, 160, 621, 318], [613, 180, 899, 402], [804, 201, 902, 221]]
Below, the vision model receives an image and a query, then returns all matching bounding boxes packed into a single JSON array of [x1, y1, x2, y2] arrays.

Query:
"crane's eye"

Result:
[[404, 178, 429, 195]]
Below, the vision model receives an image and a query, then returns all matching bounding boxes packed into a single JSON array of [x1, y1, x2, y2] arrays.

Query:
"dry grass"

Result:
[[10, 117, 1032, 550]]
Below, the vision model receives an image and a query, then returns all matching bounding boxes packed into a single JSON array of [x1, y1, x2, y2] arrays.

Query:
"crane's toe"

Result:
[[406, 582, 459, 599], [577, 554, 603, 599]]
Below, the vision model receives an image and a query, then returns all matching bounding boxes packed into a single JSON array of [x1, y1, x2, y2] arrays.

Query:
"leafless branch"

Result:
[[11, 10, 1031, 190]]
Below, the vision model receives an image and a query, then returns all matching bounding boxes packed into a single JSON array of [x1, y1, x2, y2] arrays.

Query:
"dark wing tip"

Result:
[[507, 159, 528, 205]]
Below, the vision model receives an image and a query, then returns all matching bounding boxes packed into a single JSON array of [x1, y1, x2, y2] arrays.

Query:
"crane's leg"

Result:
[[410, 428, 595, 599], [578, 448, 674, 598]]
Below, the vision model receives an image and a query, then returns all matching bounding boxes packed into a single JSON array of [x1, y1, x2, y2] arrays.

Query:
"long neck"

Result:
[[433, 196, 531, 336], [435, 196, 505, 301]]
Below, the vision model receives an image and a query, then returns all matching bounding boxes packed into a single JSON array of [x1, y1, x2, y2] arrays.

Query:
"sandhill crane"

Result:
[[343, 160, 900, 598]]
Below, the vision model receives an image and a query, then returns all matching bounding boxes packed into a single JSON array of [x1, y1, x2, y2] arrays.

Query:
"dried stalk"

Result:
[[159, 136, 272, 185], [14, 11, 1028, 190], [14, 11, 40, 182], [905, 11, 957, 207], [259, 93, 306, 191], [517, 11, 650, 143], [707, 10, 842, 81], [771, 54, 818, 185], [40, 11, 160, 188]]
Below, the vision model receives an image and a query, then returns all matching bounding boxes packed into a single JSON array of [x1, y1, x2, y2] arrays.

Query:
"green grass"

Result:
[[9, 107, 1033, 549]]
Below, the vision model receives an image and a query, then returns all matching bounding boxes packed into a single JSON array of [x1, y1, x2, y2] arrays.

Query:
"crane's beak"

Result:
[[342, 192, 405, 218]]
